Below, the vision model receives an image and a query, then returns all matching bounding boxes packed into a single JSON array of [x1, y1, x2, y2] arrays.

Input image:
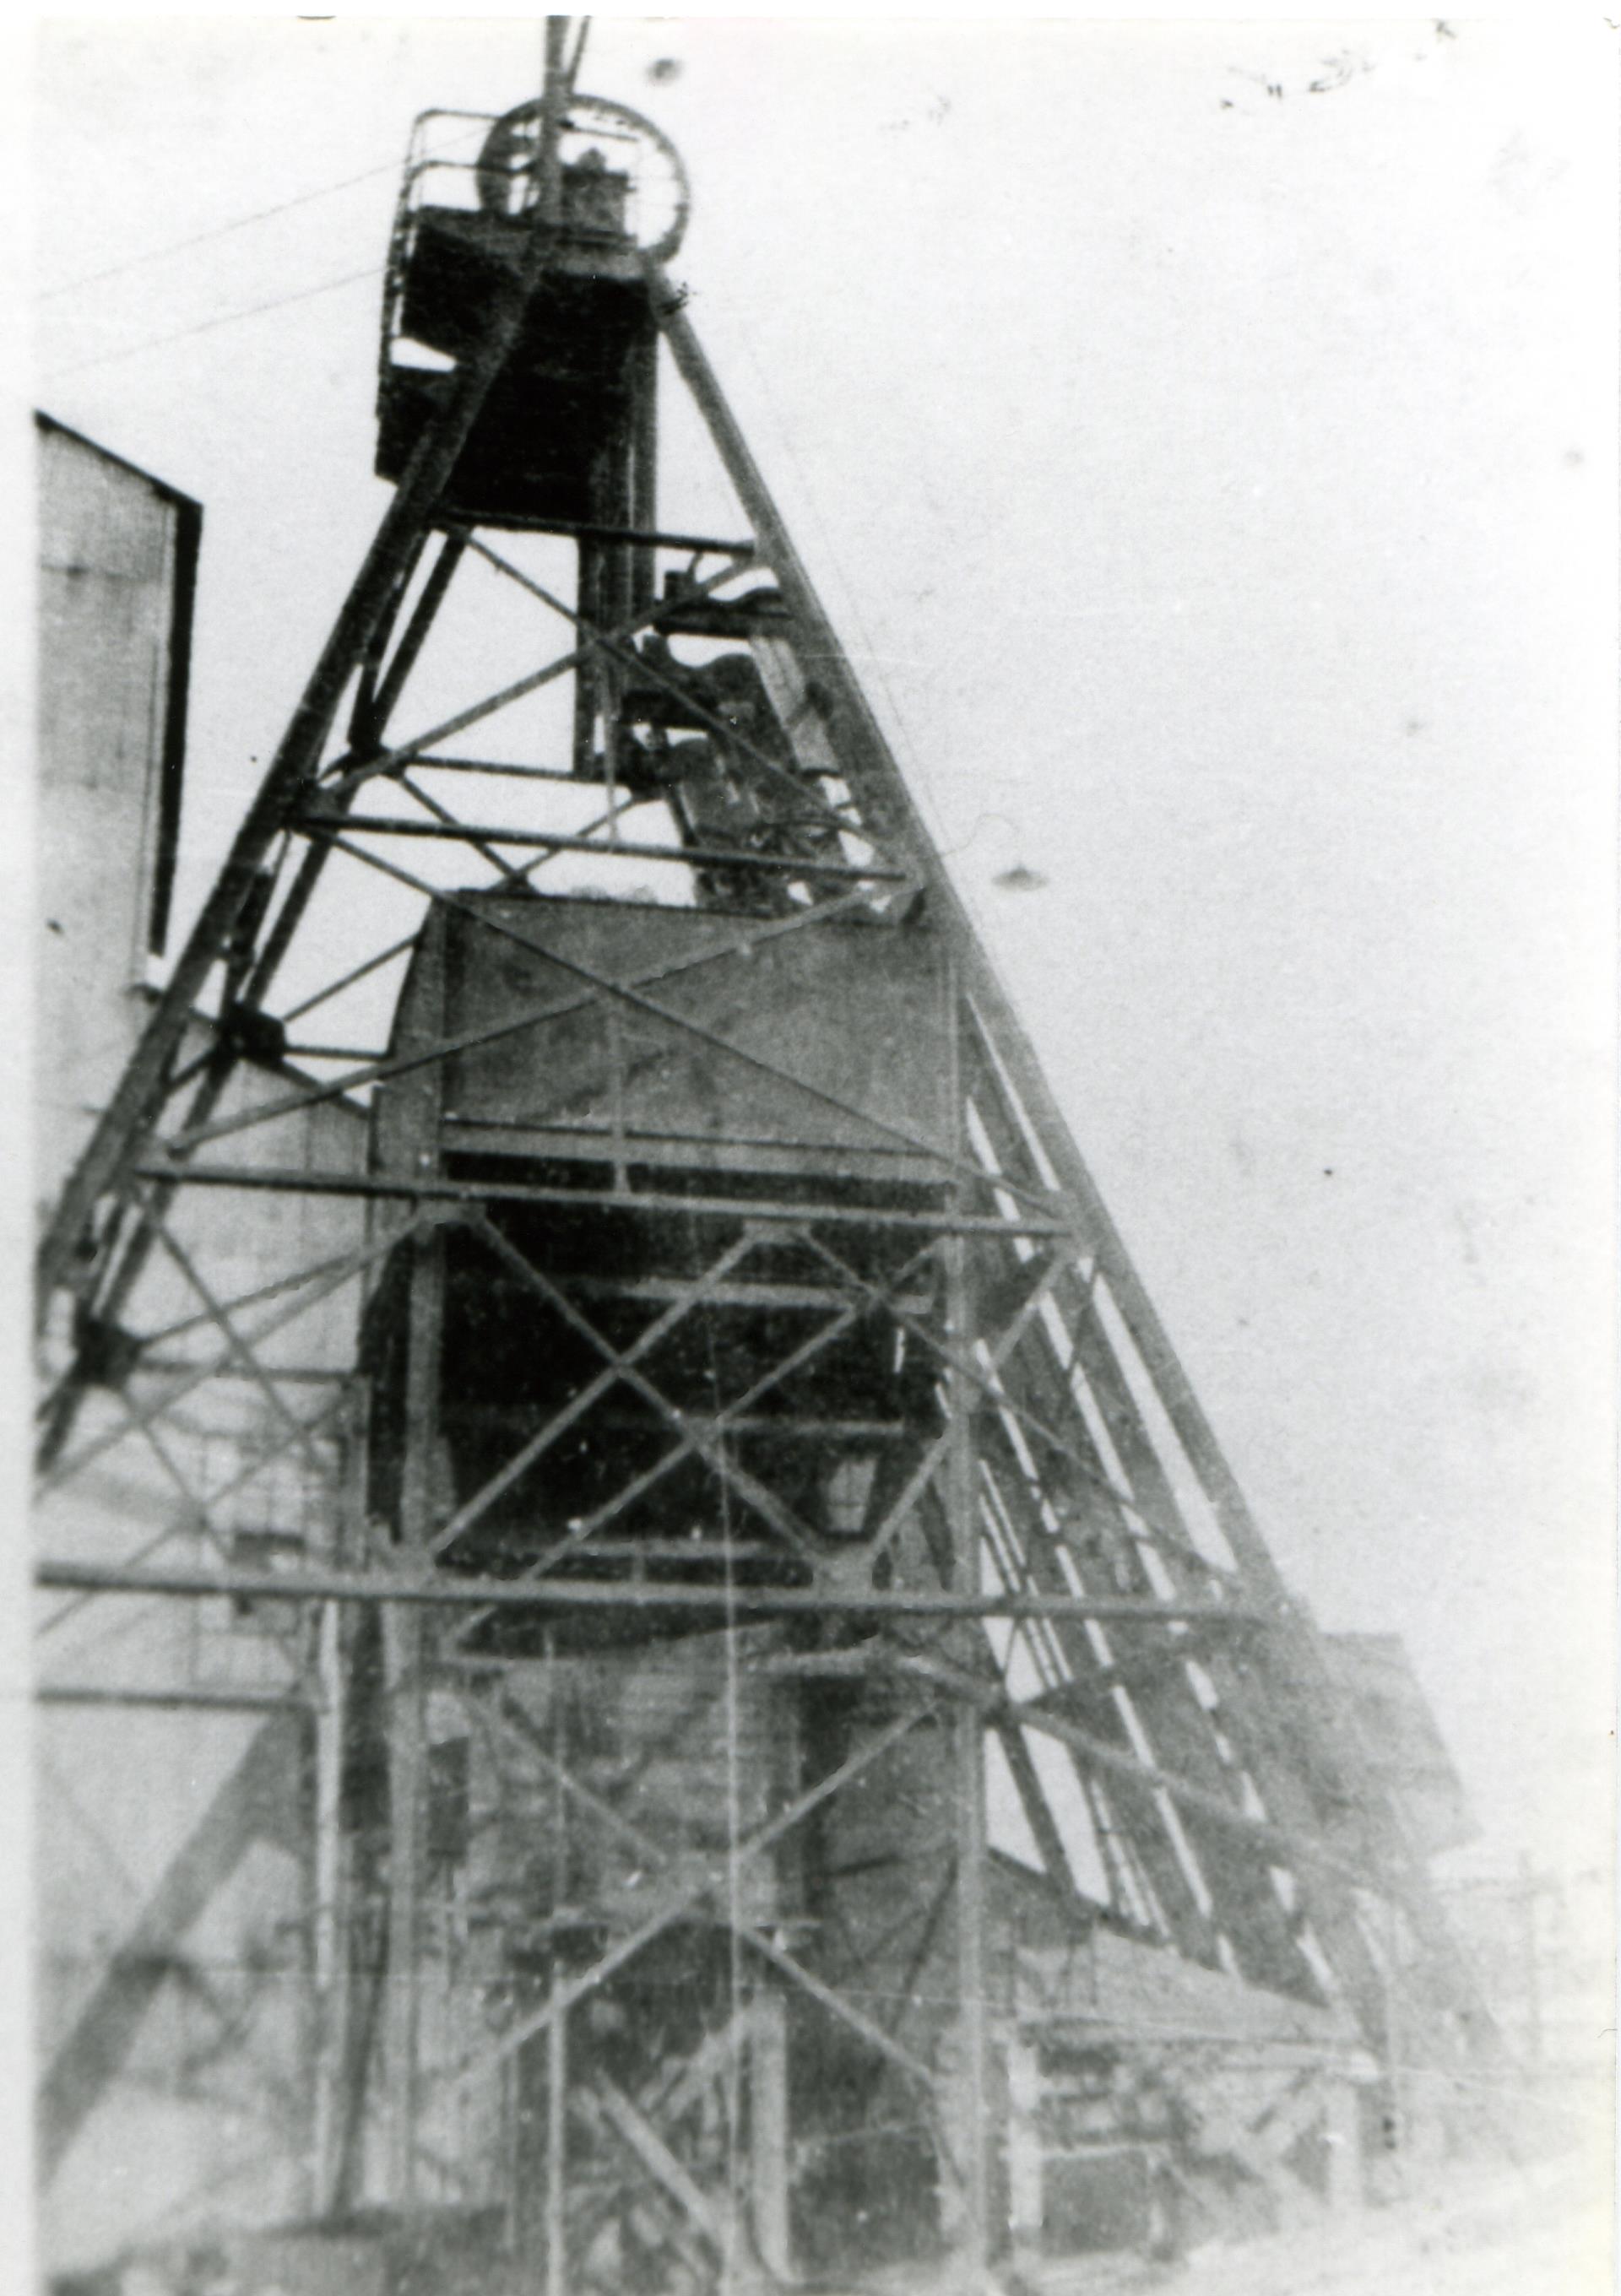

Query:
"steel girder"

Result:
[[32, 120, 1497, 2291]]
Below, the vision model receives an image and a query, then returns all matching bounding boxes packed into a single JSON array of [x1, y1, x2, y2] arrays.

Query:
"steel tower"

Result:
[[34, 30, 1495, 2291]]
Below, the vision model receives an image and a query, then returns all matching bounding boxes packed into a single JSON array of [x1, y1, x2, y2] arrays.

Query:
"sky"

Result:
[[24, 12, 1617, 1882]]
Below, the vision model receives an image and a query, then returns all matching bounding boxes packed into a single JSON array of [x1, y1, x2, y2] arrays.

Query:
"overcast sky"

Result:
[[29, 13, 1616, 1877]]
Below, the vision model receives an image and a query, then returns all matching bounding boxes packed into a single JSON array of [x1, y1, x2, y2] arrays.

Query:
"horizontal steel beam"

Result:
[[441, 1113, 940, 1165], [453, 1407, 914, 1444], [133, 1161, 1072, 1238], [554, 1271, 935, 1313], [318, 555, 756, 800], [1010, 2010, 1365, 2060], [300, 811, 905, 883], [36, 1557, 1265, 1630], [405, 755, 592, 785], [526, 1540, 782, 1564], [36, 1683, 312, 1714], [440, 512, 754, 558], [138, 1362, 355, 1384]]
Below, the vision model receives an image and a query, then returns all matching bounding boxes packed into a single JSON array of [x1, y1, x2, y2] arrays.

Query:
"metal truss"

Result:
[[33, 88, 1497, 2292]]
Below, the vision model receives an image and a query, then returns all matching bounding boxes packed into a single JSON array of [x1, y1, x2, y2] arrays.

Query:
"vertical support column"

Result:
[[1324, 2075, 1363, 2218], [606, 1004, 630, 1189], [383, 1606, 425, 2205], [630, 325, 659, 617], [311, 1591, 350, 2212], [534, 17, 572, 223], [953, 1690, 991, 2276], [572, 541, 601, 777], [944, 966, 989, 2277], [594, 426, 636, 819], [541, 1625, 569, 2289], [312, 1376, 367, 2212], [750, 1991, 792, 2278], [383, 1222, 445, 2205], [1005, 2029, 1043, 2269], [545, 1973, 568, 2296]]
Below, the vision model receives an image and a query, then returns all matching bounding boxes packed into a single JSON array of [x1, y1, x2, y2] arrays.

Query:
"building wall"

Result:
[[35, 420, 377, 2274], [35, 1060, 371, 2275], [35, 414, 198, 1215]]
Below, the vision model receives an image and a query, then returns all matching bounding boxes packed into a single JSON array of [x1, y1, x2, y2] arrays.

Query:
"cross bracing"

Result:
[[34, 46, 1497, 2291]]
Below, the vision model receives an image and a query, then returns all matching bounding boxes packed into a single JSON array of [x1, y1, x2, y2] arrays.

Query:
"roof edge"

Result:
[[35, 409, 203, 518]]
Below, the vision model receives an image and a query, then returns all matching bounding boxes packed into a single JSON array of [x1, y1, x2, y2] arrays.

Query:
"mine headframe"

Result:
[[34, 35, 1500, 2295], [376, 87, 833, 916]]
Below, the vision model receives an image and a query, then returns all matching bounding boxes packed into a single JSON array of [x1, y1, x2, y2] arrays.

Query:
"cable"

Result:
[[37, 160, 401, 301], [44, 262, 384, 380], [720, 1437, 745, 2296], [35, 120, 487, 302]]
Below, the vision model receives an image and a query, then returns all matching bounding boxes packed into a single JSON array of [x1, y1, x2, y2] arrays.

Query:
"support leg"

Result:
[[1325, 2077, 1363, 2219], [749, 1990, 791, 2279], [382, 1606, 424, 2205], [545, 1972, 568, 2296], [311, 1597, 350, 2212]]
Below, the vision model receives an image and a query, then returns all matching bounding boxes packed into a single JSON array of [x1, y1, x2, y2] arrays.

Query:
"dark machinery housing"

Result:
[[377, 98, 686, 533]]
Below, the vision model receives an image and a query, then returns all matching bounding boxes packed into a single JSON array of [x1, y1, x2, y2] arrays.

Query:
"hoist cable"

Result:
[[36, 121, 486, 301], [43, 263, 384, 381]]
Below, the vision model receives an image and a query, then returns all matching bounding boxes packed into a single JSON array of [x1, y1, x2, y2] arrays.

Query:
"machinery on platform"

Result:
[[34, 28, 1499, 2294]]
